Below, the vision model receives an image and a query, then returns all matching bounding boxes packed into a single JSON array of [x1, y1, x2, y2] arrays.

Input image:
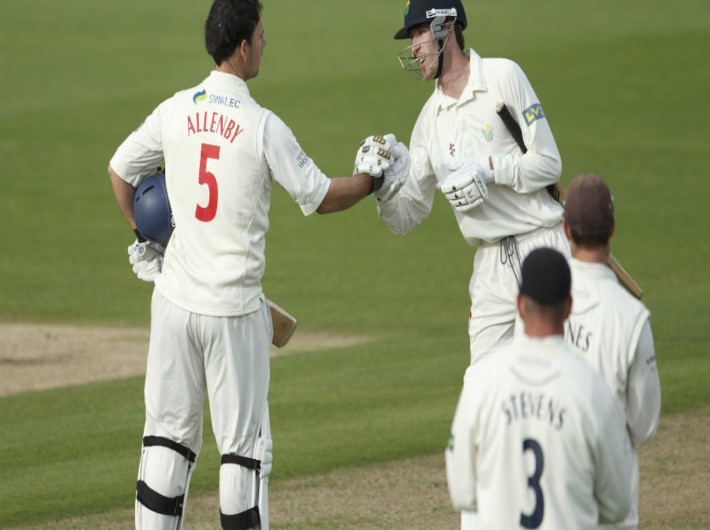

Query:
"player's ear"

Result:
[[239, 38, 250, 59], [563, 219, 572, 241], [563, 296, 572, 321], [516, 293, 525, 320]]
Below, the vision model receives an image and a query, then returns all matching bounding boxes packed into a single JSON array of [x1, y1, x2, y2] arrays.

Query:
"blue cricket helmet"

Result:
[[133, 170, 174, 247]]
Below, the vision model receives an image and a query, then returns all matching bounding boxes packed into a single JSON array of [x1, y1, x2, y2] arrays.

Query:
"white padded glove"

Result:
[[440, 159, 492, 212], [255, 437, 273, 478], [374, 141, 411, 202], [127, 239, 165, 282], [354, 134, 394, 178]]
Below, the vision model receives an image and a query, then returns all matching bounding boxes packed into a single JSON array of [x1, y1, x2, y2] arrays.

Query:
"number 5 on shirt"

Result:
[[196, 143, 220, 222]]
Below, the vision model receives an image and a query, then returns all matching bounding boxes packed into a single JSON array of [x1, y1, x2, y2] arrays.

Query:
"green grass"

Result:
[[1, 0, 709, 526]]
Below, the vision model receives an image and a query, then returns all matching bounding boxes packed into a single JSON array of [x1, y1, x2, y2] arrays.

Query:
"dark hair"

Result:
[[523, 297, 568, 321], [204, 0, 263, 65], [568, 229, 611, 249]]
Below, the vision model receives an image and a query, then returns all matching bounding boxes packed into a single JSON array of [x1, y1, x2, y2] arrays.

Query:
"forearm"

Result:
[[596, 405, 633, 524], [376, 164, 434, 236], [491, 149, 561, 194], [446, 394, 479, 512], [377, 192, 430, 236], [315, 173, 373, 214], [108, 165, 138, 230], [626, 321, 661, 445]]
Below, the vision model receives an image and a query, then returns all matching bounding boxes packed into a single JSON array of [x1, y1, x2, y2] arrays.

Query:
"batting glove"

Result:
[[354, 134, 395, 179], [374, 141, 411, 202], [255, 437, 273, 478], [440, 159, 491, 212], [127, 239, 165, 282]]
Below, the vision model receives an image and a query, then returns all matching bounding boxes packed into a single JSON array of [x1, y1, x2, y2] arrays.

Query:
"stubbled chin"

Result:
[[421, 65, 436, 80]]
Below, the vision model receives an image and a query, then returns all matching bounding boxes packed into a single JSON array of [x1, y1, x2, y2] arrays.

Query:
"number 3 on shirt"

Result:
[[521, 438, 544, 529], [196, 143, 220, 222]]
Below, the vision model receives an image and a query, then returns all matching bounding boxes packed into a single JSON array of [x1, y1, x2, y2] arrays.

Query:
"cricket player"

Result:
[[363, 0, 570, 370], [107, 1, 408, 528], [446, 248, 632, 529], [563, 173, 661, 530]]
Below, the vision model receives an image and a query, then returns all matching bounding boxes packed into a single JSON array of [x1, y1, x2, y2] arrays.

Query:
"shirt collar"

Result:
[[570, 257, 618, 282], [207, 70, 251, 95], [433, 48, 486, 112]]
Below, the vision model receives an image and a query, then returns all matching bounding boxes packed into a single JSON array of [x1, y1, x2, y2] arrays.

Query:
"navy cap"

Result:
[[519, 248, 571, 306], [394, 0, 467, 40]]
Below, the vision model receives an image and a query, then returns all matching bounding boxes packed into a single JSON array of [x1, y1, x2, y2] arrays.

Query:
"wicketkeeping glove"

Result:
[[374, 141, 411, 202], [354, 134, 394, 179], [127, 239, 165, 282], [440, 159, 492, 212]]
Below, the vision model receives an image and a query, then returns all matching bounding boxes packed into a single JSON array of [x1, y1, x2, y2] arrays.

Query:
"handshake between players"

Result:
[[128, 134, 413, 283]]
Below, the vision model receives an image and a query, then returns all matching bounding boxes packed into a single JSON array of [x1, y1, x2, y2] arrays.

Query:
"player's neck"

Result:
[[572, 244, 609, 265], [524, 322, 565, 339], [216, 55, 248, 81], [438, 51, 469, 99]]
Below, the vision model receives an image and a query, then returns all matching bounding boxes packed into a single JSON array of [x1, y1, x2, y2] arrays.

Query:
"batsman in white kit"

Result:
[[107, 1, 409, 528], [368, 0, 570, 373], [563, 173, 661, 529], [446, 248, 632, 529]]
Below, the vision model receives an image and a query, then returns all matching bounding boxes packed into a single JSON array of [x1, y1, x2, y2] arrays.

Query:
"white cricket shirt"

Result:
[[446, 335, 632, 529], [566, 258, 661, 529], [379, 49, 563, 245], [110, 71, 330, 316]]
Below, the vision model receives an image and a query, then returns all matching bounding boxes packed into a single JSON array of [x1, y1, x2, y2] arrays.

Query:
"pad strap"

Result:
[[136, 480, 185, 516], [219, 453, 262, 529], [221, 453, 261, 471], [135, 436, 197, 516], [143, 436, 197, 463], [221, 507, 261, 530]]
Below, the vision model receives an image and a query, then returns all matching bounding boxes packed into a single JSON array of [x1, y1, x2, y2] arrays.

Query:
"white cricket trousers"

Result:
[[138, 288, 272, 529], [467, 223, 570, 366]]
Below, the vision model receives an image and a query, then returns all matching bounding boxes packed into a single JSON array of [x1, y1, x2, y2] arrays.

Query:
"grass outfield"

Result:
[[1, 0, 709, 527]]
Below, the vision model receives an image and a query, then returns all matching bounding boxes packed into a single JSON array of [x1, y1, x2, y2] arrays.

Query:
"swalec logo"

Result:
[[192, 88, 207, 105]]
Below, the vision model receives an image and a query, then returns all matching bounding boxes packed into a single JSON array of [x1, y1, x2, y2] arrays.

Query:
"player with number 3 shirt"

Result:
[[446, 249, 631, 529]]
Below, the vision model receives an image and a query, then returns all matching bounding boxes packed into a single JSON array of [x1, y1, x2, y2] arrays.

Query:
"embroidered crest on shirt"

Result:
[[482, 123, 494, 142], [449, 143, 456, 157]]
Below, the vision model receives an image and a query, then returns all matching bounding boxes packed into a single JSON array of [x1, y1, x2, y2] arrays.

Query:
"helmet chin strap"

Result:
[[434, 39, 445, 79]]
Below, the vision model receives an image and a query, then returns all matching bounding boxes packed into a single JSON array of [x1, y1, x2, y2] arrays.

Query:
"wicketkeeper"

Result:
[[361, 0, 570, 374]]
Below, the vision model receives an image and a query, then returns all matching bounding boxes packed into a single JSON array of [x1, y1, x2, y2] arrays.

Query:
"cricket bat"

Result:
[[266, 298, 298, 348], [495, 102, 644, 300]]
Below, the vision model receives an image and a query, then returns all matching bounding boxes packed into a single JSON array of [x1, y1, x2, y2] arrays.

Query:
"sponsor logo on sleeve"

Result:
[[296, 150, 309, 169], [522, 103, 545, 126]]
